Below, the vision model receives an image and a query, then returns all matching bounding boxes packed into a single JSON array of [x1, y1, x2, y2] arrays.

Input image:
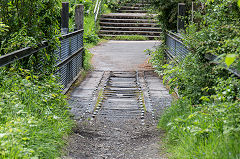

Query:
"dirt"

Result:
[[66, 119, 167, 159], [63, 41, 171, 159]]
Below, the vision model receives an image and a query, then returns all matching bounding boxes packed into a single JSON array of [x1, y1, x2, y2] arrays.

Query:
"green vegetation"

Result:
[[0, 0, 61, 55], [103, 35, 148, 41], [149, 0, 240, 158], [0, 1, 73, 158], [94, 89, 104, 111], [0, 67, 73, 158], [0, 0, 116, 158], [149, 0, 193, 31]]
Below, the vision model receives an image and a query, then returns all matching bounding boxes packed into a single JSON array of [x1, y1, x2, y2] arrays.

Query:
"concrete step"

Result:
[[120, 6, 143, 10], [99, 22, 159, 27], [101, 13, 157, 19], [99, 30, 161, 36], [100, 26, 161, 32], [124, 3, 150, 7], [118, 10, 147, 13], [99, 18, 156, 23], [99, 34, 160, 40]]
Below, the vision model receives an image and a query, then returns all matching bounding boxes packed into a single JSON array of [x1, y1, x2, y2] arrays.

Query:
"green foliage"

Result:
[[150, 0, 194, 31], [84, 15, 100, 44], [146, 44, 166, 71], [159, 97, 240, 159], [0, 67, 73, 158], [0, 0, 61, 55], [162, 54, 213, 104], [0, 22, 8, 34], [210, 77, 240, 102], [183, 0, 240, 68], [148, 0, 240, 158], [83, 49, 93, 70]]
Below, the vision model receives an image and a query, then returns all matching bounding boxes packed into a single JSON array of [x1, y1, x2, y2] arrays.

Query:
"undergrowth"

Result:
[[159, 97, 240, 159], [0, 67, 73, 158], [149, 0, 240, 158]]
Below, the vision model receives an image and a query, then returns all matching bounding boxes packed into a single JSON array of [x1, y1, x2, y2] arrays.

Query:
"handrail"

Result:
[[94, 0, 102, 24], [165, 31, 240, 78], [0, 29, 84, 68], [94, 0, 99, 14]]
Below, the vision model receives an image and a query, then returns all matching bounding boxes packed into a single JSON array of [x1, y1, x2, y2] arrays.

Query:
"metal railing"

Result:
[[165, 31, 240, 78], [55, 29, 84, 91], [0, 29, 84, 92], [94, 0, 102, 24], [166, 31, 189, 63]]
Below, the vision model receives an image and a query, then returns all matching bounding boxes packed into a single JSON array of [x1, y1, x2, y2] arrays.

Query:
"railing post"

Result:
[[61, 2, 69, 35], [75, 4, 84, 30], [75, 4, 85, 68], [177, 3, 186, 32]]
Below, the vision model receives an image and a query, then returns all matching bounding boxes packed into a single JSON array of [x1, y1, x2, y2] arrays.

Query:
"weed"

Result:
[[0, 67, 73, 158], [94, 89, 104, 111]]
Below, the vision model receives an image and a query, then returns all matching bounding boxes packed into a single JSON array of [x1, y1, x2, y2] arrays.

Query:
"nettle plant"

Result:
[[183, 0, 240, 69]]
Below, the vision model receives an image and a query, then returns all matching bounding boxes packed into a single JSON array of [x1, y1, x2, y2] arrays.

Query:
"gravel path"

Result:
[[64, 41, 171, 159]]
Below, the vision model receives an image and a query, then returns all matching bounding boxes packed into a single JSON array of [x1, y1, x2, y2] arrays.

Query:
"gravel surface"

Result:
[[64, 41, 171, 159]]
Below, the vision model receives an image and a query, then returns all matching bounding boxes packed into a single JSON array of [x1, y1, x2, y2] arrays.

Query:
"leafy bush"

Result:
[[0, 0, 61, 55], [149, 0, 240, 158], [150, 0, 194, 31], [162, 54, 213, 104], [0, 67, 73, 158], [146, 45, 166, 70], [183, 0, 240, 68]]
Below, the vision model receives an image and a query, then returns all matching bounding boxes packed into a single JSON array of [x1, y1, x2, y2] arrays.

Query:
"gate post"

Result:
[[177, 3, 186, 32], [75, 4, 84, 30], [61, 2, 69, 35], [75, 4, 85, 68]]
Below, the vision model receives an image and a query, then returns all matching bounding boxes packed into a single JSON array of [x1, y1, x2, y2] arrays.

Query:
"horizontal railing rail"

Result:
[[0, 41, 48, 67], [0, 29, 85, 92], [165, 30, 240, 78]]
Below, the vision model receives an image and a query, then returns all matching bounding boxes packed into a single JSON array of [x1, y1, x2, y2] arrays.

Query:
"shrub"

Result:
[[150, 0, 240, 158], [0, 67, 73, 158]]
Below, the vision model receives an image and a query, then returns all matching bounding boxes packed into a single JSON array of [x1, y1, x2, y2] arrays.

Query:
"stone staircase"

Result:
[[98, 2, 161, 40]]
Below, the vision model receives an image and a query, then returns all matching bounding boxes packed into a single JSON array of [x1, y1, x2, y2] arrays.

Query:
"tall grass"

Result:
[[0, 67, 73, 158], [159, 98, 240, 159]]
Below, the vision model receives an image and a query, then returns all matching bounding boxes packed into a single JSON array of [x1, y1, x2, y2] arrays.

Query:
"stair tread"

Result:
[[99, 34, 160, 38], [121, 6, 143, 10], [118, 10, 147, 11], [102, 13, 157, 18], [100, 30, 161, 33], [118, 10, 147, 13], [100, 22, 157, 25], [99, 18, 157, 22], [101, 26, 160, 29]]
